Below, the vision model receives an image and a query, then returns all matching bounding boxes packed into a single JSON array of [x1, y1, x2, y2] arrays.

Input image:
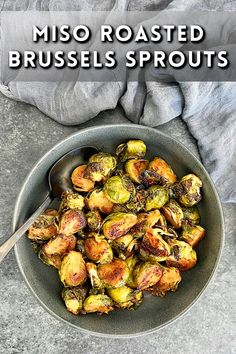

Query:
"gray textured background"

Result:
[[0, 92, 235, 354]]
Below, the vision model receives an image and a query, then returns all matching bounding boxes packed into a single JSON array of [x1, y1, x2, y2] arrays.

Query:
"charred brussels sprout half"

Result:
[[98, 259, 130, 288], [84, 235, 113, 264], [161, 199, 184, 229], [85, 188, 114, 214], [27, 212, 58, 242], [59, 191, 85, 212], [104, 175, 135, 204], [62, 287, 87, 315], [175, 174, 202, 207], [148, 266, 182, 297], [84, 153, 117, 182], [59, 251, 87, 287], [182, 206, 200, 225], [166, 239, 197, 271], [133, 262, 163, 290], [149, 157, 177, 184], [180, 223, 206, 247], [107, 286, 143, 309], [59, 210, 86, 236], [102, 212, 137, 240], [125, 159, 149, 183], [139, 228, 171, 262], [83, 294, 114, 314], [71, 164, 95, 192], [27, 139, 206, 316], [145, 186, 169, 211], [86, 210, 102, 231], [116, 140, 146, 162]]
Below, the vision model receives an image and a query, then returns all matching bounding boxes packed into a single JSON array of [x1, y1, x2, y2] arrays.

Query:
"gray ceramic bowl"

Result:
[[13, 124, 224, 338]]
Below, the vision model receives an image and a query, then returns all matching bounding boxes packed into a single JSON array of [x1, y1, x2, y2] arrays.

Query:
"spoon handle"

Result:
[[0, 195, 53, 264]]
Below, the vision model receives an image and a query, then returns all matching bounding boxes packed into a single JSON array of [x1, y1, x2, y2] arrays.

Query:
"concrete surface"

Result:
[[0, 92, 235, 354]]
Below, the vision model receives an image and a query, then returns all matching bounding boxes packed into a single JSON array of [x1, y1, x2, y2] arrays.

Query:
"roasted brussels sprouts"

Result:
[[84, 153, 117, 182], [145, 186, 169, 211], [98, 258, 130, 288], [166, 239, 197, 271], [148, 266, 181, 297], [59, 251, 87, 287], [139, 228, 171, 262], [85, 188, 114, 214], [180, 223, 206, 247], [149, 157, 177, 184], [86, 262, 103, 288], [182, 206, 200, 225], [102, 212, 137, 240], [84, 235, 113, 264], [38, 248, 62, 269], [130, 210, 161, 239], [116, 140, 146, 162], [62, 286, 87, 315], [174, 174, 202, 207], [161, 199, 184, 229], [139, 170, 161, 188], [27, 212, 58, 242], [43, 234, 76, 257], [133, 262, 163, 290], [125, 186, 147, 213], [104, 175, 135, 204], [107, 286, 143, 309], [60, 191, 85, 212], [71, 164, 95, 192], [83, 294, 114, 314], [125, 159, 149, 183], [59, 210, 86, 236], [86, 210, 102, 231]]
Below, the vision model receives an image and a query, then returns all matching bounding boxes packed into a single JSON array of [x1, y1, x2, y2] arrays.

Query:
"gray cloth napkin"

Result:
[[1, 0, 236, 203]]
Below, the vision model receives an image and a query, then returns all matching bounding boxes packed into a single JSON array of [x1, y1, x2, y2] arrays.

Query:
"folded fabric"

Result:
[[0, 0, 235, 203]]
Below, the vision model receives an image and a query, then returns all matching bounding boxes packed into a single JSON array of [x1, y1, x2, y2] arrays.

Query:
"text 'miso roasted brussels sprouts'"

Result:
[[27, 139, 206, 316]]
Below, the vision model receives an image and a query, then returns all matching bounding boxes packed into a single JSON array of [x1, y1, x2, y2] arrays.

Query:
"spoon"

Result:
[[0, 145, 98, 264]]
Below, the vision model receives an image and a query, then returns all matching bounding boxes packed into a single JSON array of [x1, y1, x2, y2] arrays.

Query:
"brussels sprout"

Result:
[[166, 239, 197, 271], [84, 236, 113, 264], [86, 210, 102, 231], [139, 170, 161, 188], [107, 286, 143, 309], [76, 238, 85, 253], [149, 157, 177, 184], [44, 209, 58, 217], [104, 175, 135, 204], [60, 191, 85, 212], [85, 188, 114, 214], [174, 174, 202, 207], [125, 186, 147, 213], [59, 251, 87, 287], [180, 223, 206, 247], [71, 164, 95, 192], [59, 210, 86, 236], [114, 233, 134, 250], [43, 234, 76, 256], [83, 294, 114, 314], [116, 140, 146, 162], [27, 213, 58, 242], [98, 258, 130, 288], [102, 212, 137, 240], [84, 153, 117, 182], [125, 159, 149, 183], [86, 262, 104, 288], [145, 186, 169, 211], [130, 210, 161, 239], [139, 228, 171, 262], [113, 234, 137, 260], [62, 286, 87, 315], [182, 206, 200, 225], [38, 248, 62, 269], [125, 255, 139, 288], [133, 262, 163, 290], [161, 199, 184, 229], [148, 267, 182, 297]]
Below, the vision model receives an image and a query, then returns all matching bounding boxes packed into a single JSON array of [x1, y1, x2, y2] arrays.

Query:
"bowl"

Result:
[[13, 124, 224, 338]]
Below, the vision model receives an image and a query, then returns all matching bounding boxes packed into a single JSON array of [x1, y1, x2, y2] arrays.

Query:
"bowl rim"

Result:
[[13, 123, 225, 338]]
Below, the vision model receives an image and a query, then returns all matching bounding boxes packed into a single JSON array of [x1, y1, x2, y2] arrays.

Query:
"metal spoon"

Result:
[[0, 145, 98, 264]]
